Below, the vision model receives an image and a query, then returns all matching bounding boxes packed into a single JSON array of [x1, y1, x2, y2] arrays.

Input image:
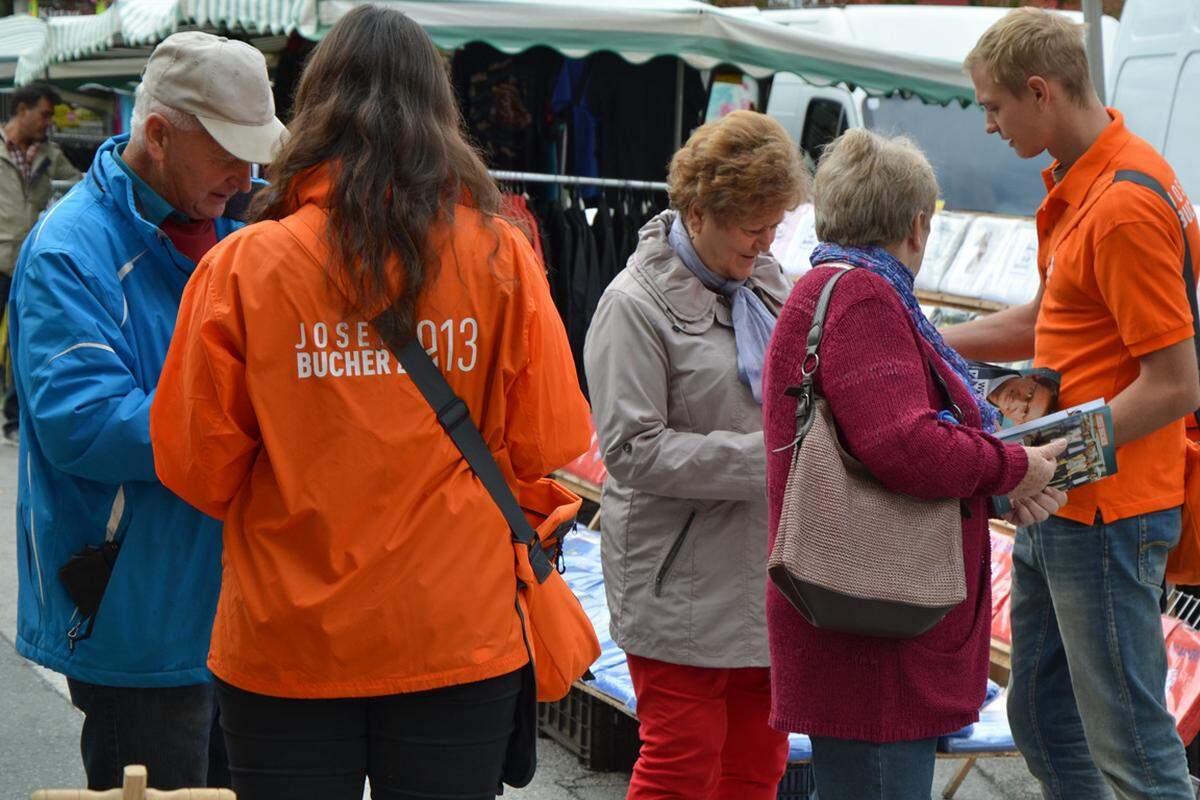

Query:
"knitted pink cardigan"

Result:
[[762, 266, 1028, 742]]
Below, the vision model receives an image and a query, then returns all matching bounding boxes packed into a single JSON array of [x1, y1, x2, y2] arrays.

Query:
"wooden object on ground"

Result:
[[33, 765, 236, 800], [990, 639, 1012, 686]]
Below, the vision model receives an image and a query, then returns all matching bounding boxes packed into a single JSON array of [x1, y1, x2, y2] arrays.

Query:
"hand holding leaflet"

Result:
[[1010, 439, 1068, 500], [1003, 486, 1069, 527], [991, 399, 1118, 517]]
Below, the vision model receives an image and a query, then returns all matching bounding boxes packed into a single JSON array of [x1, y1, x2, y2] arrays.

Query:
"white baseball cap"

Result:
[[140, 31, 288, 164]]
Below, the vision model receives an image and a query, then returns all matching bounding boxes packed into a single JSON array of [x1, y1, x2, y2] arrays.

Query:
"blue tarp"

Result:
[[779, 682, 1012, 762], [562, 529, 637, 712], [560, 525, 1018, 762], [939, 683, 1015, 755]]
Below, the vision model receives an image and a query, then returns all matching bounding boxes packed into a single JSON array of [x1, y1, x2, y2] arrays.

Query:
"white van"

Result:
[[763, 5, 1119, 218], [1109, 0, 1200, 197]]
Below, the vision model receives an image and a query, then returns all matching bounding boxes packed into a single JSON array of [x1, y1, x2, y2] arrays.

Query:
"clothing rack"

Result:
[[490, 170, 668, 192], [53, 173, 667, 195]]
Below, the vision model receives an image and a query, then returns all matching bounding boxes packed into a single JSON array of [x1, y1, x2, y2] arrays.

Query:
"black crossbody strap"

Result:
[[1113, 170, 1200, 427], [373, 307, 555, 584]]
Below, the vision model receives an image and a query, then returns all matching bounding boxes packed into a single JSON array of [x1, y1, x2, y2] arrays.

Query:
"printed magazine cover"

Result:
[[992, 398, 1118, 515], [967, 360, 1062, 427]]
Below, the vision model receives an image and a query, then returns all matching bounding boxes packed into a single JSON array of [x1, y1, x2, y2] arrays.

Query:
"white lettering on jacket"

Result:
[[293, 319, 477, 380]]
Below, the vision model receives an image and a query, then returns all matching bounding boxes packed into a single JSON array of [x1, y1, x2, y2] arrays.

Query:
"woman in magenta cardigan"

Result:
[[761, 129, 1067, 799]]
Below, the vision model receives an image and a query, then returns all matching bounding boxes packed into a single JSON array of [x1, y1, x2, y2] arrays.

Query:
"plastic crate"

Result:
[[777, 761, 815, 800], [537, 685, 642, 771]]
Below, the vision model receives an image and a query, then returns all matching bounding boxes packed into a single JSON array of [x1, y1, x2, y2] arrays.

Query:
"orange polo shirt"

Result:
[[1034, 109, 1200, 525]]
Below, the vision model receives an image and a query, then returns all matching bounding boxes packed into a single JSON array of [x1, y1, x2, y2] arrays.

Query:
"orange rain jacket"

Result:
[[151, 172, 591, 699]]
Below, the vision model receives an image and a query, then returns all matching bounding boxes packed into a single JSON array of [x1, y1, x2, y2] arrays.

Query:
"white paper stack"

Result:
[[940, 216, 1039, 305], [916, 211, 972, 293], [979, 220, 1040, 306], [772, 206, 1045, 309]]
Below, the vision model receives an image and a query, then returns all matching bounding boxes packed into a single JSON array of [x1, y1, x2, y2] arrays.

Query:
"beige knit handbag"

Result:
[[768, 268, 966, 639]]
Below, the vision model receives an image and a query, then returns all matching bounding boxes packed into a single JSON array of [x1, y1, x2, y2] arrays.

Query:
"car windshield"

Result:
[[861, 95, 1052, 217]]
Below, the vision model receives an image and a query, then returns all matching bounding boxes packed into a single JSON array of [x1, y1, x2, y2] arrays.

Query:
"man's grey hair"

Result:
[[129, 84, 202, 142]]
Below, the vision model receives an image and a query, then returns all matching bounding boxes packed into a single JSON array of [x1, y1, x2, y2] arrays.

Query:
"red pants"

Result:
[[626, 654, 789, 800]]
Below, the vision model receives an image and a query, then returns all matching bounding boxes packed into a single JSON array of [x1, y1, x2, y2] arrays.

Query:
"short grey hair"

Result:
[[813, 128, 939, 247], [129, 84, 202, 142]]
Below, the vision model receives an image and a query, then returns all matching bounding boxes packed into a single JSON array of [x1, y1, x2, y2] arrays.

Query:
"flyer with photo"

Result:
[[992, 398, 1118, 515], [967, 361, 1061, 427]]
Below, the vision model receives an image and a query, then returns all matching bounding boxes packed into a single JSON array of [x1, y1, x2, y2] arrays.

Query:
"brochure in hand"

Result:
[[992, 398, 1118, 516], [967, 360, 1061, 427]]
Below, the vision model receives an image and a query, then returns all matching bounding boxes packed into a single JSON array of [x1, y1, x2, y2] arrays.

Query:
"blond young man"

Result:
[[946, 8, 1200, 799]]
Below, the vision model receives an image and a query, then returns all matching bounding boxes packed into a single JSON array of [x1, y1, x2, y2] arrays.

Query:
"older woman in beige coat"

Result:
[[583, 110, 808, 800]]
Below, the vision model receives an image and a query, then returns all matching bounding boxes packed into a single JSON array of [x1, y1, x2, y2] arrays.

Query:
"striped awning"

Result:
[[14, 0, 302, 84], [0, 14, 48, 82], [301, 0, 975, 105], [185, 0, 300, 37], [0, 14, 48, 61], [12, 0, 976, 105]]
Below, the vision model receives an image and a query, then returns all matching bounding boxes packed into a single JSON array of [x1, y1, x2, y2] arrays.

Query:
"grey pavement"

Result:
[[0, 441, 1041, 799]]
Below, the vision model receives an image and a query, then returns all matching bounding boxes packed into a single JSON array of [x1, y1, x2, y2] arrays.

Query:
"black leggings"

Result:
[[215, 670, 522, 800]]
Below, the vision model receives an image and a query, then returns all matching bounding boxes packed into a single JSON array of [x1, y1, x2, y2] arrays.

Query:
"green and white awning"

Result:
[[11, 0, 976, 105], [13, 0, 301, 84], [302, 0, 975, 105], [0, 14, 48, 82]]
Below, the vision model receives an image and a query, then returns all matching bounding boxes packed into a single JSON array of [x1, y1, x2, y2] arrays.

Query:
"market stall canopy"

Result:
[[759, 5, 1119, 88], [12, 0, 297, 85], [11, 0, 977, 105], [302, 0, 976, 104], [0, 14, 49, 83]]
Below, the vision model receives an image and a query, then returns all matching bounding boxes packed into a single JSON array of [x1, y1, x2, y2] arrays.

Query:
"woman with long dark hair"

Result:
[[150, 7, 592, 799]]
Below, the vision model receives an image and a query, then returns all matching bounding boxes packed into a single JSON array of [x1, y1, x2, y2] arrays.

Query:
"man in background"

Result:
[[0, 83, 81, 444]]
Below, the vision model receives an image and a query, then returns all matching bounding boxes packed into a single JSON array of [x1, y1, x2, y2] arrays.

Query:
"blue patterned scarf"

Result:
[[810, 242, 998, 432], [669, 214, 777, 404]]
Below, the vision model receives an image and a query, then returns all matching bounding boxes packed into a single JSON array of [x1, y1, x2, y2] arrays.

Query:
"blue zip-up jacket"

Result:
[[11, 135, 241, 686]]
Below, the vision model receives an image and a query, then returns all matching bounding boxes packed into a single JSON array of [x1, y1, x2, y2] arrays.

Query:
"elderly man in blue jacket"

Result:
[[10, 32, 285, 791]]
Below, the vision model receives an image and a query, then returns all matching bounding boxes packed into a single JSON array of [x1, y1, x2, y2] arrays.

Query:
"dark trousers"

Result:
[[66, 679, 229, 791], [0, 271, 20, 435], [215, 669, 522, 800]]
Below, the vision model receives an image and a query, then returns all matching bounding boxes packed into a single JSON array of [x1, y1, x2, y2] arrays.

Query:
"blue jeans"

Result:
[[1008, 508, 1192, 800], [67, 679, 229, 791], [809, 736, 937, 799]]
